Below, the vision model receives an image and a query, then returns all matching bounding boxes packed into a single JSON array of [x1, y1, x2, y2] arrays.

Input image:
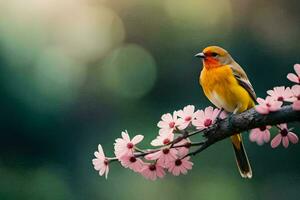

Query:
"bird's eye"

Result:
[[211, 52, 218, 57]]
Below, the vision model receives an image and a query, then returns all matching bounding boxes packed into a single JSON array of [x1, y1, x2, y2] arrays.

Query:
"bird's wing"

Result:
[[230, 62, 257, 102]]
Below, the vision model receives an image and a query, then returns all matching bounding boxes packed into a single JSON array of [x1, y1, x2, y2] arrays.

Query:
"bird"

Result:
[[195, 46, 256, 178]]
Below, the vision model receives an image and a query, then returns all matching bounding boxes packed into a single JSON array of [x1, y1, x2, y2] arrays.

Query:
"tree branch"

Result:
[[188, 105, 300, 156]]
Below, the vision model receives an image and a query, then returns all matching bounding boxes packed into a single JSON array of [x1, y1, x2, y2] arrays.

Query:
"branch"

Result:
[[188, 105, 300, 156]]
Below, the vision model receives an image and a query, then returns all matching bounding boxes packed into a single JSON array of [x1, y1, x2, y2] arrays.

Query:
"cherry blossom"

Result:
[[267, 86, 294, 102], [290, 85, 300, 111], [114, 130, 144, 158], [119, 155, 144, 172], [177, 105, 199, 130], [255, 96, 283, 114], [287, 64, 300, 84], [140, 163, 165, 180], [151, 132, 174, 146], [192, 106, 222, 130], [271, 124, 299, 148], [174, 139, 191, 156], [249, 126, 272, 145], [92, 144, 109, 179], [145, 147, 177, 166], [157, 112, 179, 134], [166, 157, 193, 176]]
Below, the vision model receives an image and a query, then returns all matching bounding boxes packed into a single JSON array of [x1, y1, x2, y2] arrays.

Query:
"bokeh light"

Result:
[[98, 44, 157, 99], [164, 0, 233, 36], [32, 47, 86, 111], [54, 4, 125, 61]]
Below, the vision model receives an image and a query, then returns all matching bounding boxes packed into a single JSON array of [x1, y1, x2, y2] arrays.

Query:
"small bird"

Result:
[[195, 46, 256, 178]]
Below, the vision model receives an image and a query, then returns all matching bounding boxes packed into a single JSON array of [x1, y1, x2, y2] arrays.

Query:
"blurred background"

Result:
[[0, 0, 300, 199]]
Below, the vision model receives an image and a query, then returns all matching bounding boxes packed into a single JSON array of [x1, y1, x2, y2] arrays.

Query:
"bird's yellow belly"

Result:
[[200, 66, 253, 113]]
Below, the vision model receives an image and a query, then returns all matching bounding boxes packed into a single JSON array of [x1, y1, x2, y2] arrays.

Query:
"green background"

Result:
[[0, 0, 299, 199]]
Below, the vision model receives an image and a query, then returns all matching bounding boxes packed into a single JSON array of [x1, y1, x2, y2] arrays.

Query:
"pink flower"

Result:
[[267, 86, 294, 102], [271, 124, 299, 148], [151, 133, 174, 146], [157, 112, 179, 134], [192, 106, 222, 130], [255, 96, 283, 114], [166, 156, 193, 176], [290, 85, 300, 111], [119, 155, 144, 172], [145, 147, 177, 166], [177, 105, 199, 130], [293, 101, 300, 111], [92, 144, 109, 179], [114, 130, 144, 158], [140, 163, 165, 180], [174, 139, 191, 156], [287, 64, 300, 84], [249, 126, 272, 145]]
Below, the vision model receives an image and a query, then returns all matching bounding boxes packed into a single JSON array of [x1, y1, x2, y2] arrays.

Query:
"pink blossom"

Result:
[[271, 124, 299, 148], [174, 139, 191, 156], [287, 64, 300, 84], [140, 163, 165, 180], [267, 86, 294, 102], [255, 96, 283, 114], [166, 157, 193, 176], [119, 155, 144, 172], [157, 112, 179, 134], [92, 144, 109, 179], [177, 105, 199, 130], [249, 126, 272, 145], [192, 106, 222, 130], [145, 147, 177, 166], [151, 133, 174, 146], [290, 85, 300, 111], [114, 130, 144, 158], [293, 101, 300, 111]]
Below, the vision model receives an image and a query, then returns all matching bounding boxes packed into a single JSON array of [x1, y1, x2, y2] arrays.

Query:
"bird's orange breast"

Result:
[[200, 65, 253, 113]]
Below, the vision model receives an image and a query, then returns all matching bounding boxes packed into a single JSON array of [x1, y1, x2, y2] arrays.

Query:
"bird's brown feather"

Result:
[[230, 62, 257, 102]]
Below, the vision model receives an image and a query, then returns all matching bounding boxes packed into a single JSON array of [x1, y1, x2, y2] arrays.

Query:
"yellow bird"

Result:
[[195, 46, 256, 178]]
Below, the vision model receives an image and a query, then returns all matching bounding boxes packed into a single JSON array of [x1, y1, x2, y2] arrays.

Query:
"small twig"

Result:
[[184, 142, 210, 158]]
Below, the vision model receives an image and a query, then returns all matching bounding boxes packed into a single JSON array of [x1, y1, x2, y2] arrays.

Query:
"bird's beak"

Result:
[[194, 52, 205, 59]]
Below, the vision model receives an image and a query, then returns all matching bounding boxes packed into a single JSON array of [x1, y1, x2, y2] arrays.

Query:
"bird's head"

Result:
[[195, 46, 233, 69]]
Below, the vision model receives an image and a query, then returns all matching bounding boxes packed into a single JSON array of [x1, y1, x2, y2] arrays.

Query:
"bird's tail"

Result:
[[230, 134, 252, 178]]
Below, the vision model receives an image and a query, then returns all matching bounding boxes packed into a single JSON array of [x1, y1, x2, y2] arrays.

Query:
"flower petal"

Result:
[[278, 123, 287, 130], [132, 135, 144, 144], [294, 64, 300, 76], [263, 131, 270, 143], [184, 105, 195, 115], [282, 137, 289, 148], [288, 132, 299, 144], [97, 144, 105, 158], [121, 131, 130, 142], [255, 105, 269, 114], [249, 129, 258, 142], [293, 101, 300, 111], [204, 106, 214, 118], [271, 134, 282, 148], [163, 113, 173, 122], [256, 97, 266, 104], [287, 73, 300, 83], [269, 101, 282, 112]]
